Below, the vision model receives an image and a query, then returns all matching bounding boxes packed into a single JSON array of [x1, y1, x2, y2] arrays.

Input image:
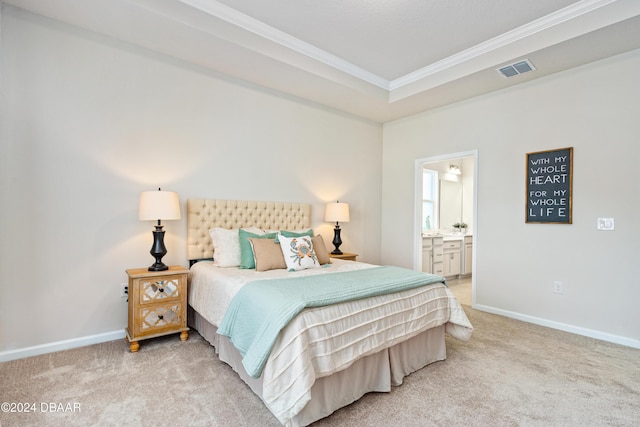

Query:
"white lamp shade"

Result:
[[325, 202, 350, 223], [139, 190, 181, 221]]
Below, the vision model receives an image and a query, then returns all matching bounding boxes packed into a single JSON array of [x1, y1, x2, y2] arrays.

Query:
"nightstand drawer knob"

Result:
[[159, 288, 164, 293], [158, 315, 164, 320]]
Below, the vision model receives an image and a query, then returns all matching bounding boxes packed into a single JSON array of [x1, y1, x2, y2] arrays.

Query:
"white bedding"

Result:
[[188, 258, 377, 327], [188, 260, 473, 425]]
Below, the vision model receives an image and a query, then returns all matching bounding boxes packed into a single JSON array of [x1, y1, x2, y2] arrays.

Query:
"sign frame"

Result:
[[526, 147, 573, 224]]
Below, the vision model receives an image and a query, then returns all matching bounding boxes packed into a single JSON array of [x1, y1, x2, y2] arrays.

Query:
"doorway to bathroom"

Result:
[[414, 150, 477, 306]]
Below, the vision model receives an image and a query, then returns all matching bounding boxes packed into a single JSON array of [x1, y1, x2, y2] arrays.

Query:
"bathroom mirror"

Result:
[[440, 180, 462, 229]]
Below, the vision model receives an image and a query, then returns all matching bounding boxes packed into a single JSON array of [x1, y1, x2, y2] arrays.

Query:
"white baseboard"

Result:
[[0, 330, 126, 362], [473, 304, 640, 350], [3, 306, 638, 361]]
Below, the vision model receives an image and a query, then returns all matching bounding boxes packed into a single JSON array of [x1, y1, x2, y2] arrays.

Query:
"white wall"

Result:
[[382, 49, 640, 347], [0, 7, 382, 355]]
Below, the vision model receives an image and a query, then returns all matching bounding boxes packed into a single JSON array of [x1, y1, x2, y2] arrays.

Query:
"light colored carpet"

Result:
[[1, 306, 639, 426]]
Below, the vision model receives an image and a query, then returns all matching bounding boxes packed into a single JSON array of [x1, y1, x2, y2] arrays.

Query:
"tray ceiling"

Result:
[[5, 0, 640, 122]]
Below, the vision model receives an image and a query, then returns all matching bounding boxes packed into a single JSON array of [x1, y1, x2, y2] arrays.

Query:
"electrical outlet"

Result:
[[597, 218, 614, 230], [120, 283, 129, 298], [553, 281, 563, 294]]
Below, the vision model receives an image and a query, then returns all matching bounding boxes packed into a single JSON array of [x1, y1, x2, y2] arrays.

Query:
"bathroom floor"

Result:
[[447, 276, 472, 306]]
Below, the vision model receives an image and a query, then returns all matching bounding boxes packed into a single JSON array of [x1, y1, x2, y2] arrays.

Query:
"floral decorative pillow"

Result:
[[277, 233, 320, 271]]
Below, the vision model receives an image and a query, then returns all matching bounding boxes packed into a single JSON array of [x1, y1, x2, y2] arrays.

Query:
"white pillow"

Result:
[[209, 227, 263, 267], [277, 233, 320, 271]]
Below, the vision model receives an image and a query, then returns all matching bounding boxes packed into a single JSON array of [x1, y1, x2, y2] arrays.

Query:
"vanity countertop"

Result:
[[443, 235, 464, 241], [422, 233, 472, 241]]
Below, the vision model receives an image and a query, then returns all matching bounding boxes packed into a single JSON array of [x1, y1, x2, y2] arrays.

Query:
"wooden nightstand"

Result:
[[329, 252, 358, 261], [125, 265, 189, 352]]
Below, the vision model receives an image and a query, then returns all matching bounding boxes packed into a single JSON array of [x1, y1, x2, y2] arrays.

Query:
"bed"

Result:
[[186, 198, 473, 426]]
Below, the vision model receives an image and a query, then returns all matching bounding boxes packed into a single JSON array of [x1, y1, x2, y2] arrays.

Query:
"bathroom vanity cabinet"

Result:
[[462, 235, 473, 276], [443, 239, 462, 277], [422, 236, 444, 276], [423, 235, 473, 279]]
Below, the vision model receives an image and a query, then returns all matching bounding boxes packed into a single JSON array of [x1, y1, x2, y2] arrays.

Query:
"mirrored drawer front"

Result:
[[140, 278, 180, 303], [139, 305, 182, 332]]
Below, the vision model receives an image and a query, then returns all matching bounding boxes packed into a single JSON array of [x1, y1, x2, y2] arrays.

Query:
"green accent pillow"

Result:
[[239, 229, 278, 269], [276, 228, 314, 243]]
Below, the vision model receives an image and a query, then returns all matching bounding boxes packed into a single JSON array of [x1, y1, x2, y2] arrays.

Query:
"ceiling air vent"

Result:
[[497, 59, 536, 78]]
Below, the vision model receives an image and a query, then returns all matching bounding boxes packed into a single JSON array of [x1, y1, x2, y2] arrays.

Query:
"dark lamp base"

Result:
[[331, 224, 343, 255], [148, 262, 169, 272], [148, 226, 169, 272]]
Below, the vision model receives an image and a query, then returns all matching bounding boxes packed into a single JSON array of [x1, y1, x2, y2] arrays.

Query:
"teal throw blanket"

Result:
[[217, 266, 446, 378]]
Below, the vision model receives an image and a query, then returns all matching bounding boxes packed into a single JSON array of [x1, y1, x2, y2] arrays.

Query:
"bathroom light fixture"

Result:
[[324, 201, 350, 255], [449, 165, 461, 175], [139, 188, 181, 271]]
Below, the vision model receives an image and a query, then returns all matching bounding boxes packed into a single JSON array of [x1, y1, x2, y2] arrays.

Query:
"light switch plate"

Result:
[[597, 218, 614, 230]]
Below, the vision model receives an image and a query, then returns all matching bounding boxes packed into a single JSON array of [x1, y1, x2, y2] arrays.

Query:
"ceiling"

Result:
[[6, 0, 640, 122]]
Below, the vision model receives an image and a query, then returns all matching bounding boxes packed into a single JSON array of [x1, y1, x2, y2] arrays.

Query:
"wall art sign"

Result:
[[526, 147, 573, 224]]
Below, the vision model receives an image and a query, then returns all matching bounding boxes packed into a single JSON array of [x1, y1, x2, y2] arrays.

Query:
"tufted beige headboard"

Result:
[[187, 199, 311, 262]]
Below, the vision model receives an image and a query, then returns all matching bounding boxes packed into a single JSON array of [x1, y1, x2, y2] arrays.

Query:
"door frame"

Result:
[[414, 149, 478, 306]]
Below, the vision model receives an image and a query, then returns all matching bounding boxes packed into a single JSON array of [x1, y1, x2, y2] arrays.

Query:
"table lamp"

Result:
[[139, 188, 181, 271], [325, 201, 350, 255]]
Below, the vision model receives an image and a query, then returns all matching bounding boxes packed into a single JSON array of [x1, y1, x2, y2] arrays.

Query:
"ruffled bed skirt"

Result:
[[189, 307, 446, 426]]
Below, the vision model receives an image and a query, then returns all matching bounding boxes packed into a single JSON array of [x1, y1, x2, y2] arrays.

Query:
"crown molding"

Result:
[[178, 0, 390, 90], [177, 0, 621, 95], [389, 0, 618, 90], [6, 0, 639, 122]]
